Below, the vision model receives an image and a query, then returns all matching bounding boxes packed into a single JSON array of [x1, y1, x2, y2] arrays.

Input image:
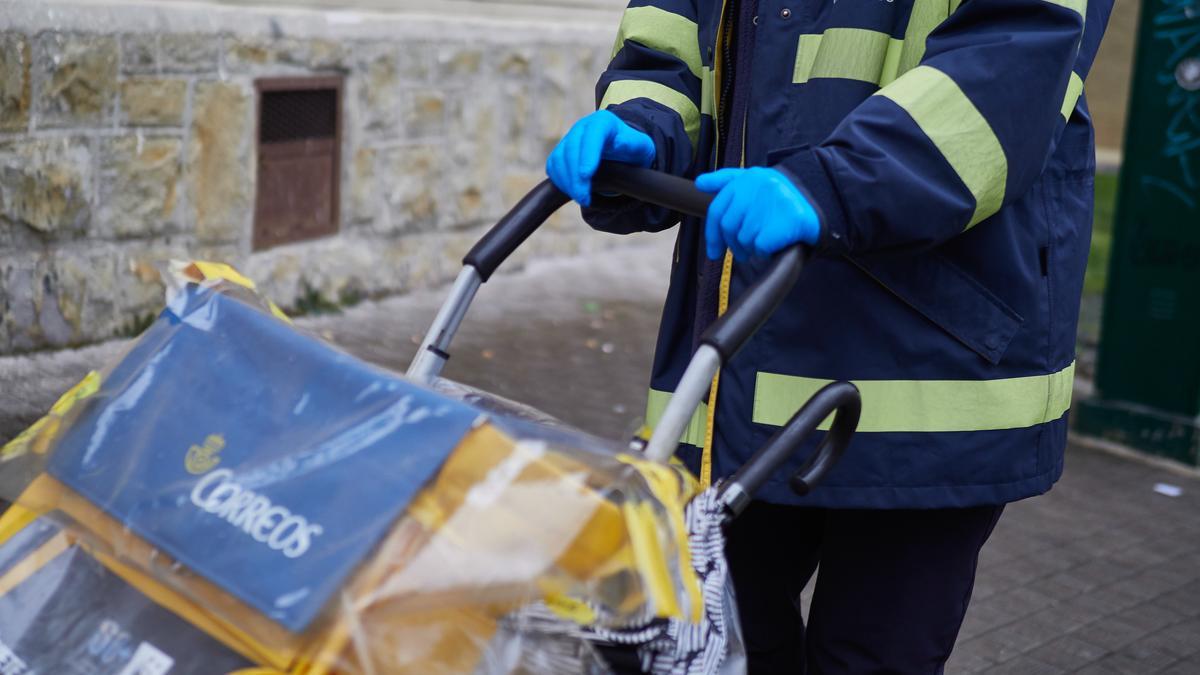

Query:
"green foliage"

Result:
[[292, 282, 341, 316], [1084, 171, 1118, 297], [118, 312, 156, 339], [337, 285, 366, 308]]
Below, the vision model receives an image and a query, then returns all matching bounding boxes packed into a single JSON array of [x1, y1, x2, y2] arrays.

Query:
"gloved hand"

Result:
[[546, 110, 656, 207], [696, 167, 821, 261]]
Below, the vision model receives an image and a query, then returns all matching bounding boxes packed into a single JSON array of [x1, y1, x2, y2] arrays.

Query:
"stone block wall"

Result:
[[0, 1, 620, 354]]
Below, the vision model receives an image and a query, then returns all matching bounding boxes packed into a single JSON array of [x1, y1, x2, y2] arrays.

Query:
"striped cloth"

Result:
[[589, 485, 741, 674], [495, 486, 742, 674]]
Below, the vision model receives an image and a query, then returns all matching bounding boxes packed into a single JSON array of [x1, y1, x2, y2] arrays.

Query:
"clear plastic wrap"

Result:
[[0, 261, 715, 675]]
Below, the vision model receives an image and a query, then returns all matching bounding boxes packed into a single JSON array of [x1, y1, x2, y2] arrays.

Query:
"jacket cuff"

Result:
[[771, 148, 852, 256], [581, 101, 683, 232]]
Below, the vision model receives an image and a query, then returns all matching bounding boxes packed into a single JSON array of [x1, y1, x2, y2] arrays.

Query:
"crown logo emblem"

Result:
[[185, 434, 225, 475]]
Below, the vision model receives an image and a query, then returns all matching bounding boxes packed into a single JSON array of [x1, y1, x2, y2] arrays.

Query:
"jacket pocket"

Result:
[[848, 252, 1024, 365]]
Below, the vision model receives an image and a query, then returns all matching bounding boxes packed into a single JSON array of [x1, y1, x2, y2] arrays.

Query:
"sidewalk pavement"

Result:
[[1, 235, 1197, 672], [951, 442, 1200, 674]]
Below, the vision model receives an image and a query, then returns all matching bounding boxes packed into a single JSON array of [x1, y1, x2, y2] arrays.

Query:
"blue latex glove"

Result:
[[695, 167, 822, 261], [546, 110, 656, 207]]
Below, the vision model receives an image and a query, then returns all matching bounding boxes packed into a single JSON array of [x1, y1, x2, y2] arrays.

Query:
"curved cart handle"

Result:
[[717, 381, 861, 522], [462, 163, 715, 282], [409, 163, 807, 395]]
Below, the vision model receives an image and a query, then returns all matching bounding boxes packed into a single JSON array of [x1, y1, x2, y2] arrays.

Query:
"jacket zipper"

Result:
[[716, 1, 735, 165], [702, 1, 736, 487]]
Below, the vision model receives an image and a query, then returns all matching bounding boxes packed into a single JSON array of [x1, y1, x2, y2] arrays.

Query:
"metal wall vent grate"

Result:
[[253, 77, 343, 251]]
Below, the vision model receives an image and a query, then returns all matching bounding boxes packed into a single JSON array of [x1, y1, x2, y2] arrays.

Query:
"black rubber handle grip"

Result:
[[720, 381, 861, 518], [787, 381, 861, 496], [464, 163, 714, 281], [596, 163, 809, 361], [462, 161, 806, 325], [591, 163, 714, 217], [463, 179, 569, 282]]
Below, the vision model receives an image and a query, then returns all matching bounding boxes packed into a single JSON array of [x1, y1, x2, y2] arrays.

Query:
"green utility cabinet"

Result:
[[1077, 1, 1200, 465]]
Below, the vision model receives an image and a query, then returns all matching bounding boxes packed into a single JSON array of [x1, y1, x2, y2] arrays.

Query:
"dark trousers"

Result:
[[725, 502, 1004, 674]]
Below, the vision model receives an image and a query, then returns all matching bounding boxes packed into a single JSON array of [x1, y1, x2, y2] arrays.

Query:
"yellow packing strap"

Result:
[[185, 261, 292, 324], [541, 588, 599, 625], [190, 261, 257, 290], [13, 474, 307, 670], [617, 453, 703, 622], [0, 503, 41, 547], [1, 370, 101, 461], [621, 500, 682, 618], [0, 531, 71, 598]]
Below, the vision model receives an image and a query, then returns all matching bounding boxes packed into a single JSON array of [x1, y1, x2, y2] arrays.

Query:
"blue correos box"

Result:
[[46, 286, 483, 632]]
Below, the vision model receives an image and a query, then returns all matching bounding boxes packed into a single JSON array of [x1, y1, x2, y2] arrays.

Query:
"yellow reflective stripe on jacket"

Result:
[[897, 0, 952, 75], [600, 79, 701, 148], [1044, 0, 1087, 18], [793, 28, 904, 86], [876, 65, 1008, 228], [645, 388, 709, 448], [754, 362, 1075, 433], [701, 65, 715, 117], [1061, 71, 1084, 120], [612, 5, 703, 79]]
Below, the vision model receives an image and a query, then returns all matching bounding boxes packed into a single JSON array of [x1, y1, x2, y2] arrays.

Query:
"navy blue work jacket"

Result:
[[584, 0, 1114, 508]]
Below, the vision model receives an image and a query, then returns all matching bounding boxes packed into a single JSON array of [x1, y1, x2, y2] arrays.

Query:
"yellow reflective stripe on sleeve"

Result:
[[1061, 71, 1084, 120], [753, 362, 1076, 433], [612, 5, 703, 79], [876, 65, 1008, 228], [600, 79, 700, 148], [645, 388, 709, 448], [1043, 0, 1087, 17], [897, 0, 952, 75], [793, 28, 904, 86]]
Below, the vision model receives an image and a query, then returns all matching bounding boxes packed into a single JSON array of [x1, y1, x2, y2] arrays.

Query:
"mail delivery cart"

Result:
[[405, 162, 861, 673], [0, 164, 860, 675]]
